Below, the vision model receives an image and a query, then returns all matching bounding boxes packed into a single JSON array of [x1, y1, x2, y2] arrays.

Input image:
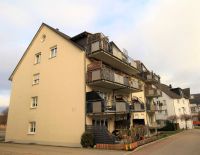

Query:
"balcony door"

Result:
[[92, 119, 108, 127]]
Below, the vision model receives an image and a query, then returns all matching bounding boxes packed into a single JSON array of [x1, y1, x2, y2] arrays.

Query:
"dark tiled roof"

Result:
[[71, 31, 92, 41], [155, 83, 182, 99], [190, 94, 200, 104], [42, 23, 85, 50]]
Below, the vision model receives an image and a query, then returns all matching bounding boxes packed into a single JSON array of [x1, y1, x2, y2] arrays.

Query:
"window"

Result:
[[31, 97, 38, 108], [50, 46, 57, 58], [163, 100, 166, 106], [33, 73, 40, 85], [28, 122, 36, 134], [34, 53, 41, 64], [182, 107, 186, 113]]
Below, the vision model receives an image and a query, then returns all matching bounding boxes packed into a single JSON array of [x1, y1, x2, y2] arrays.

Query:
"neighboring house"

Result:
[[189, 94, 200, 126], [154, 84, 193, 129], [6, 23, 162, 147]]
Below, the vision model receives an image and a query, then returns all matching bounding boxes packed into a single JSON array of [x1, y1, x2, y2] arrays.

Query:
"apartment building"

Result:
[[154, 84, 193, 129], [6, 23, 161, 147]]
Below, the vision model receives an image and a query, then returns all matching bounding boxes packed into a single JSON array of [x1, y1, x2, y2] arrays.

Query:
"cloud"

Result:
[[0, 90, 10, 107], [113, 0, 200, 93], [0, 0, 200, 108]]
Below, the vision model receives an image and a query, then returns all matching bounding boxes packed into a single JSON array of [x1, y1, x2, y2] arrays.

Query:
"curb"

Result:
[[124, 130, 185, 155]]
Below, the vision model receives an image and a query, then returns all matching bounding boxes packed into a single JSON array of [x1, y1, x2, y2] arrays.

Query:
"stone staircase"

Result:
[[86, 125, 116, 144]]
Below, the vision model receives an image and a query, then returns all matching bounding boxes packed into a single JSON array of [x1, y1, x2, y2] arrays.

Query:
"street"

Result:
[[131, 129, 200, 155], [0, 129, 199, 155]]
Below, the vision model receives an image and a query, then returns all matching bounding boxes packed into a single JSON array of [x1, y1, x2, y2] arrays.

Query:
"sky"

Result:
[[0, 0, 200, 107]]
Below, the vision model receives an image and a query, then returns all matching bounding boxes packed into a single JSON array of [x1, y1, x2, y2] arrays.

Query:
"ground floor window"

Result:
[[28, 121, 36, 134]]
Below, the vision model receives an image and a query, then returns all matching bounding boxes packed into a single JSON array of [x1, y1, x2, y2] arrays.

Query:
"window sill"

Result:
[[27, 132, 36, 135], [49, 56, 56, 59], [32, 83, 39, 86], [30, 107, 37, 109], [34, 63, 40, 65]]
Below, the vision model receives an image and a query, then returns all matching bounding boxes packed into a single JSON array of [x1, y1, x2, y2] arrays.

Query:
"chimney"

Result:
[[169, 84, 172, 89], [56, 28, 59, 31]]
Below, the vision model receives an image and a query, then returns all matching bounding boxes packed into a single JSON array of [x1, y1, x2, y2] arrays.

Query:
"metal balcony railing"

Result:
[[146, 72, 160, 83], [87, 63, 141, 91], [146, 88, 162, 97], [86, 101, 130, 114], [130, 103, 145, 112], [87, 33, 139, 75], [146, 104, 157, 112]]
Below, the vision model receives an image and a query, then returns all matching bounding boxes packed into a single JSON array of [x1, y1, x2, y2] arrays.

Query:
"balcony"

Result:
[[87, 101, 130, 115], [87, 62, 142, 93], [87, 33, 139, 75], [146, 104, 157, 112], [130, 103, 145, 112], [141, 72, 160, 84], [145, 87, 162, 98]]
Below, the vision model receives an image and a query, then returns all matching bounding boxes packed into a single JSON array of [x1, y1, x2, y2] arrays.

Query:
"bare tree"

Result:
[[167, 115, 178, 123], [167, 115, 178, 130], [180, 114, 192, 130], [0, 107, 8, 126], [198, 112, 200, 121]]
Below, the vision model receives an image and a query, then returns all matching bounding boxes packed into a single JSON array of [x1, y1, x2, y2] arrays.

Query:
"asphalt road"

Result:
[[131, 129, 200, 155], [0, 129, 199, 155]]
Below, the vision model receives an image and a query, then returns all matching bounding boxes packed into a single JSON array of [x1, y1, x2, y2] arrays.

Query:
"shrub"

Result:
[[80, 132, 94, 148], [158, 121, 178, 131]]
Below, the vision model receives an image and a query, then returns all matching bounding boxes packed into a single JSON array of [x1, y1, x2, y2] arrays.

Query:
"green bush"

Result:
[[80, 132, 94, 148], [158, 121, 178, 131]]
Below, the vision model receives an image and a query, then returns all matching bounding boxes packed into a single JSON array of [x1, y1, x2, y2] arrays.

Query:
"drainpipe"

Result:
[[84, 50, 87, 132]]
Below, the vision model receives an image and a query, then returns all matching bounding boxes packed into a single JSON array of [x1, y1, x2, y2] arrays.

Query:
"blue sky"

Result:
[[0, 0, 200, 107]]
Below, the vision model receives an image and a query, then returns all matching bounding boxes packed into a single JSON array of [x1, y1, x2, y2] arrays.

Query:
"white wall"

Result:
[[154, 92, 193, 129]]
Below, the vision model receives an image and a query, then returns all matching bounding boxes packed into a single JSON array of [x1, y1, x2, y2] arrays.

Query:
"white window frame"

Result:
[[28, 121, 36, 134], [31, 96, 38, 108], [34, 53, 41, 64], [33, 73, 40, 85], [50, 46, 57, 58]]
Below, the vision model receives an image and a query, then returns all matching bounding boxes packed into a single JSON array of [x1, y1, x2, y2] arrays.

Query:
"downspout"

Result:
[[84, 50, 87, 132]]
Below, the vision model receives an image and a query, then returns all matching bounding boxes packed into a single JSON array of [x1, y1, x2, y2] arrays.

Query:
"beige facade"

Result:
[[6, 24, 85, 147]]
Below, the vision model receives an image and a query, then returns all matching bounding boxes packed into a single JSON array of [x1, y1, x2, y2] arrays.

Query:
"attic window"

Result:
[[41, 34, 46, 42], [34, 53, 41, 64]]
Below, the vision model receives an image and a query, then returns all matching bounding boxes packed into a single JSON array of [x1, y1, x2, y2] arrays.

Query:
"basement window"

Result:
[[28, 122, 36, 134]]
